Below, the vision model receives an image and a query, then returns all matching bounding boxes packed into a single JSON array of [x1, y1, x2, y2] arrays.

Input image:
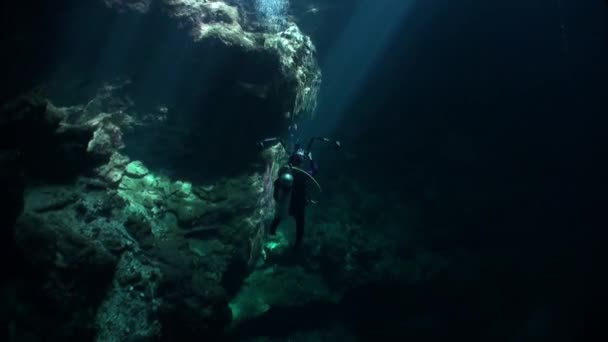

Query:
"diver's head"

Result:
[[289, 148, 306, 166]]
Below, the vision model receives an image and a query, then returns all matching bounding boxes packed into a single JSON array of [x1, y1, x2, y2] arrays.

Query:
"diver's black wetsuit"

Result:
[[269, 152, 318, 247], [269, 169, 308, 246]]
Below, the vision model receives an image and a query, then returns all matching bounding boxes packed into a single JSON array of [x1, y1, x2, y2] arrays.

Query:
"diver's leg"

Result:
[[269, 216, 281, 235]]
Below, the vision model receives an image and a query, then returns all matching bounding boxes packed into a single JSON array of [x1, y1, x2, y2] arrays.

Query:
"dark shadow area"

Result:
[[229, 300, 341, 340], [304, 0, 606, 340], [3, 212, 120, 342], [0, 96, 101, 184], [221, 256, 249, 297], [340, 281, 491, 341]]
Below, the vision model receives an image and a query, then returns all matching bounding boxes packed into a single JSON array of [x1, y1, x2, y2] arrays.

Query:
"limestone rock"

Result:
[[101, 1, 321, 170], [87, 121, 125, 156], [95, 252, 163, 341], [263, 22, 321, 118], [0, 95, 98, 182], [117, 168, 209, 232], [96, 152, 131, 184], [125, 160, 150, 178], [13, 212, 119, 339], [166, 0, 254, 47], [0, 84, 139, 183]]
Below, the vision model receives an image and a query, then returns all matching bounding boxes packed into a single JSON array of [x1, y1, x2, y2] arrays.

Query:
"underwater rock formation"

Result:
[[33, 0, 321, 180], [226, 177, 447, 340], [5, 160, 282, 340], [0, 93, 113, 265], [0, 85, 439, 341], [0, 75, 286, 340], [12, 188, 123, 340], [0, 1, 439, 341], [0, 95, 96, 182], [0, 89, 438, 340]]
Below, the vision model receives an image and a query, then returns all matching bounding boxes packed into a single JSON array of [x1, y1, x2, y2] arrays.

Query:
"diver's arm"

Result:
[[304, 137, 340, 175], [300, 151, 319, 176], [306, 137, 328, 152], [308, 158, 319, 176], [306, 137, 341, 153]]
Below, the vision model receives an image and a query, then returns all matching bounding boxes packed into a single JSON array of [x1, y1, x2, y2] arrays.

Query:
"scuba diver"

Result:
[[258, 136, 340, 248]]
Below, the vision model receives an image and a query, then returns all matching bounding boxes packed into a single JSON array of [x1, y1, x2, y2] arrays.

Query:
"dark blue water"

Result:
[[1, 1, 606, 341]]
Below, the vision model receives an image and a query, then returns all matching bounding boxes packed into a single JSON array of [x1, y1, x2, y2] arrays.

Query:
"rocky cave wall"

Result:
[[0, 2, 498, 342], [0, 0, 320, 341], [1, 1, 452, 341], [2, 0, 321, 181]]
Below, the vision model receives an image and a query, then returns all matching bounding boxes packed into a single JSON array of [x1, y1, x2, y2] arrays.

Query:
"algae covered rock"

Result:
[[96, 152, 131, 184], [157, 270, 232, 341], [167, 0, 254, 48], [0, 2, 323, 339], [0, 94, 102, 182], [0, 81, 142, 186], [103, 0, 321, 123], [263, 22, 321, 119], [117, 168, 210, 232], [88, 0, 321, 179], [13, 211, 120, 340], [125, 160, 149, 178], [15, 213, 118, 278], [87, 121, 124, 156], [95, 251, 163, 341]]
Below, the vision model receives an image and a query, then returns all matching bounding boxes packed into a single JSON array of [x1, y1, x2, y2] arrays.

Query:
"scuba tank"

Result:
[[273, 166, 294, 219]]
